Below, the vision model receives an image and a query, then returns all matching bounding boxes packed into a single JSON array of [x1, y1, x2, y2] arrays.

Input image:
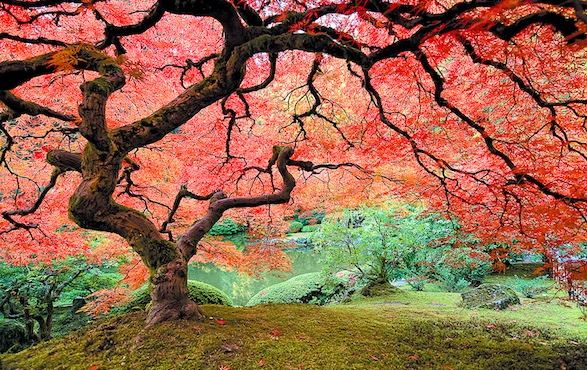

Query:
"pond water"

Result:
[[188, 249, 325, 306]]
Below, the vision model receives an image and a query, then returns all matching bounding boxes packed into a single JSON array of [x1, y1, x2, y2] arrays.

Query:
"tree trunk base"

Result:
[[145, 298, 203, 326]]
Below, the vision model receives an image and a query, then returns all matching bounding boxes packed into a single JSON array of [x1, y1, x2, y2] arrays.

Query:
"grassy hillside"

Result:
[[2, 288, 587, 370]]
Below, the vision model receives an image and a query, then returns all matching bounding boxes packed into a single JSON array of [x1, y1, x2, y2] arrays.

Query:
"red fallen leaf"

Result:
[[408, 355, 419, 360], [444, 366, 455, 370], [370, 355, 379, 361], [259, 359, 265, 366], [217, 319, 226, 325], [88, 366, 99, 370], [270, 329, 280, 339], [523, 330, 539, 337]]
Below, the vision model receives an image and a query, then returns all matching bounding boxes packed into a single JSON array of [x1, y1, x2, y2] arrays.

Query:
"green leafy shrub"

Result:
[[122, 280, 233, 312], [246, 272, 357, 306], [507, 275, 552, 298], [441, 247, 492, 286], [0, 256, 120, 341], [430, 247, 491, 292], [0, 319, 30, 353], [313, 204, 454, 284], [301, 225, 319, 233], [434, 267, 472, 292], [291, 237, 312, 248], [208, 219, 245, 236], [288, 221, 304, 233], [311, 210, 326, 224]]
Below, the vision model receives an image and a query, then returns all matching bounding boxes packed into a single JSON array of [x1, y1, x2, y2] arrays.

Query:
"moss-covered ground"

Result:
[[2, 285, 587, 370]]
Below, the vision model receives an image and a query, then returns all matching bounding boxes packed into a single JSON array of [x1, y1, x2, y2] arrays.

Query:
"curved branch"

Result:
[[0, 91, 76, 121], [0, 33, 67, 47], [1, 167, 66, 232], [46, 149, 81, 171], [97, 4, 165, 52], [0, 0, 85, 6], [237, 53, 277, 94], [177, 146, 296, 260], [159, 187, 217, 241]]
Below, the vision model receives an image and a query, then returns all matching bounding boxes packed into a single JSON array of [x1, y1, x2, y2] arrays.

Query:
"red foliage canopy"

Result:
[[1, 0, 587, 321]]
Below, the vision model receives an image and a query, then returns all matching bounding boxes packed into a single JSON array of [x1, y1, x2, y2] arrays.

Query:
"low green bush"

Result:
[[0, 319, 30, 353], [121, 280, 233, 312], [301, 224, 319, 233], [434, 267, 472, 292], [247, 272, 357, 306], [208, 219, 245, 236], [288, 221, 304, 233]]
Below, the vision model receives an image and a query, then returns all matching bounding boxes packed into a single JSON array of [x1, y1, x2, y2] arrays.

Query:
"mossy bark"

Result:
[[146, 257, 202, 325], [137, 239, 203, 325]]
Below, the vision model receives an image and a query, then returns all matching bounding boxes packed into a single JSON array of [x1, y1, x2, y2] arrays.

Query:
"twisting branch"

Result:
[[0, 91, 76, 122], [0, 33, 67, 47], [159, 187, 218, 241], [457, 35, 587, 162], [232, 0, 263, 26], [237, 53, 278, 94], [115, 157, 172, 216], [176, 146, 297, 260], [1, 167, 66, 234], [158, 54, 220, 88], [0, 110, 19, 166], [95, 3, 165, 53], [285, 56, 354, 146], [0, 0, 87, 7]]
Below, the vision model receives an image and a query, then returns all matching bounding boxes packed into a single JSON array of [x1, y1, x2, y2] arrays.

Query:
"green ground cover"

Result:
[[2, 280, 586, 370]]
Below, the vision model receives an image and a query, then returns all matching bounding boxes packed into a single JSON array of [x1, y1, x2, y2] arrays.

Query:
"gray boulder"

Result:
[[461, 283, 520, 310]]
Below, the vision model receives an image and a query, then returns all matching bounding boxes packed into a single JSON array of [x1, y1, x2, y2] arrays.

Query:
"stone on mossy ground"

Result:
[[461, 283, 520, 310], [247, 271, 358, 306], [121, 280, 233, 312]]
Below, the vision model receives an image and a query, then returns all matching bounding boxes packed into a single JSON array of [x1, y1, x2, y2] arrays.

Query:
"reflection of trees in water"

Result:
[[188, 250, 324, 305]]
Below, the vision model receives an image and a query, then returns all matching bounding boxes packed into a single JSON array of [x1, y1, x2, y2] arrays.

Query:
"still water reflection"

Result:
[[188, 250, 324, 306]]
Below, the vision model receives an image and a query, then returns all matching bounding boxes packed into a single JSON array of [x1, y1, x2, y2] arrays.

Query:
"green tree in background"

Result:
[[313, 204, 454, 284], [0, 256, 120, 342]]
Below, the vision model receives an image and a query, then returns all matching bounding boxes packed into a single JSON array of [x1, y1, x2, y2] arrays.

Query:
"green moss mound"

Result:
[[123, 280, 233, 311], [247, 272, 356, 306], [0, 319, 30, 353]]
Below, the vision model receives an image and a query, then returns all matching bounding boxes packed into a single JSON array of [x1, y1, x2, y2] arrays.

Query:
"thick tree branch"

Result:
[[0, 91, 76, 122], [159, 187, 217, 241], [96, 3, 165, 52], [177, 146, 296, 260]]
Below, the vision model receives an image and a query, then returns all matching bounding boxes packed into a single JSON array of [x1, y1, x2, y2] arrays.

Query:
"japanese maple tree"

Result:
[[1, 0, 587, 324]]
